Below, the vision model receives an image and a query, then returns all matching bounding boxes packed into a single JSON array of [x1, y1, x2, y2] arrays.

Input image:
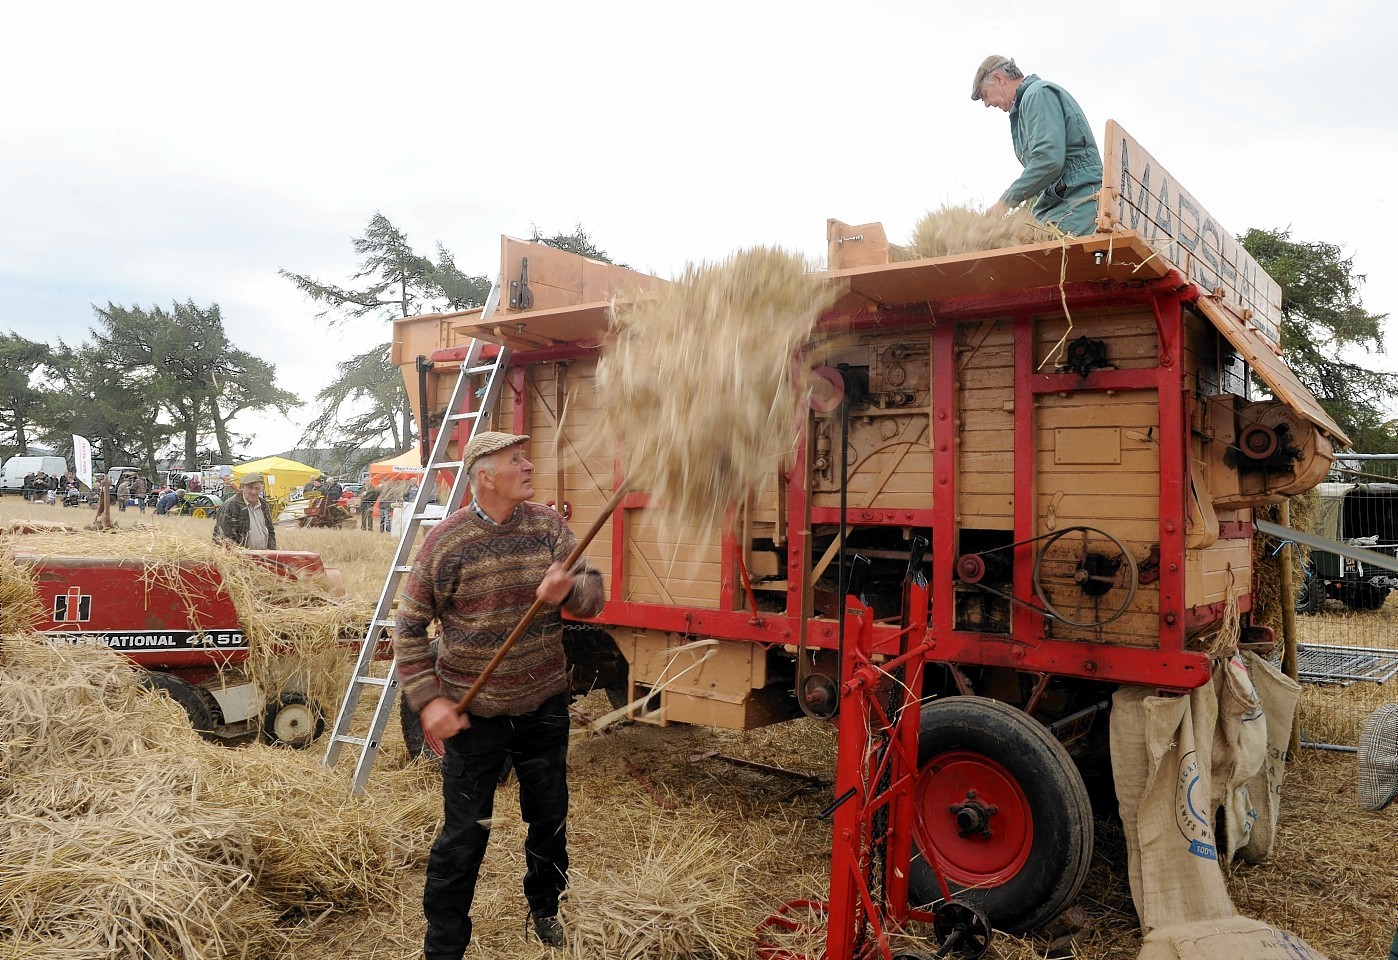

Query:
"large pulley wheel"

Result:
[[1031, 525, 1138, 627], [907, 697, 1093, 934], [261, 691, 325, 749]]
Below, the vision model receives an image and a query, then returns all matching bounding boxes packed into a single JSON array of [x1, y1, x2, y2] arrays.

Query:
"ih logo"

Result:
[[53, 586, 92, 623]]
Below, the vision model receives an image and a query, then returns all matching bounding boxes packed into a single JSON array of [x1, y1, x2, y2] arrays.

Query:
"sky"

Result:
[[3, 0, 1395, 461]]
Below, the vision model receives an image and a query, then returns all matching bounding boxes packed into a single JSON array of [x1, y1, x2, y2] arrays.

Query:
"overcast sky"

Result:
[[3, 0, 1394, 460]]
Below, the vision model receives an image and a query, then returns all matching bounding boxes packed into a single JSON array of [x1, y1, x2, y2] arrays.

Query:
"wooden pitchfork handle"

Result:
[[454, 483, 630, 715]]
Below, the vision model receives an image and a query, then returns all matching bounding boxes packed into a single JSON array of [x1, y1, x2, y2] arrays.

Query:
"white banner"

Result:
[[72, 435, 93, 488]]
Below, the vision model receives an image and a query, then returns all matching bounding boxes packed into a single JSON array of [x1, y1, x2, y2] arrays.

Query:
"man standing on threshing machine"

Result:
[[972, 55, 1103, 237], [394, 432, 604, 956], [212, 472, 277, 550]]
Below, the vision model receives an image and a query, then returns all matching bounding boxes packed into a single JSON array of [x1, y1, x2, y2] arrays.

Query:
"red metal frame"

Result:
[[580, 277, 1216, 691]]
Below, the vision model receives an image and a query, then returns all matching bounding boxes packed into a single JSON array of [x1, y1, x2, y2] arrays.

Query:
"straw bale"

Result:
[[597, 247, 836, 530], [895, 204, 1055, 261]]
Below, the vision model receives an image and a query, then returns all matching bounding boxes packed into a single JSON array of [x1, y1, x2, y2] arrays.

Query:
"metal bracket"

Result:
[[508, 256, 534, 310]]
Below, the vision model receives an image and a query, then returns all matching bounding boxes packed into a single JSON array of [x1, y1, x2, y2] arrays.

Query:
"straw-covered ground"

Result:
[[1, 499, 1394, 959]]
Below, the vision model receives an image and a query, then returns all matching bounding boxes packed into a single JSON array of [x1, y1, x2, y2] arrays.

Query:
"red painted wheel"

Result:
[[908, 697, 1093, 934], [913, 751, 1033, 887]]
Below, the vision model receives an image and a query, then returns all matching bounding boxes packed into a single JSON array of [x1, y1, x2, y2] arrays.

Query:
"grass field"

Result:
[[2, 497, 1394, 959]]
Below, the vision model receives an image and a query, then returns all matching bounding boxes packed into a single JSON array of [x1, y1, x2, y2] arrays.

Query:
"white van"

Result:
[[1, 455, 69, 495]]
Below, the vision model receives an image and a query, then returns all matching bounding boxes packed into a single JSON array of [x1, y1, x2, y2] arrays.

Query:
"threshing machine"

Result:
[[388, 121, 1346, 956]]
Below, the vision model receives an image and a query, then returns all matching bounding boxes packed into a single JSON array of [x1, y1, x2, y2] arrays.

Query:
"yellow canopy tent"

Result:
[[230, 456, 321, 500], [367, 448, 425, 485]]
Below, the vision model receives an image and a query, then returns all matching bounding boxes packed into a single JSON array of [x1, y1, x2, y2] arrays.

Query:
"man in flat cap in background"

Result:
[[212, 472, 277, 549], [395, 431, 604, 956], [972, 55, 1103, 236]]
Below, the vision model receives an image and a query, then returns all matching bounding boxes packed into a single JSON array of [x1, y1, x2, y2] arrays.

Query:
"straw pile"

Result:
[[895, 204, 1055, 261], [0, 549, 40, 639], [0, 525, 369, 712], [597, 247, 836, 530], [0, 638, 441, 959]]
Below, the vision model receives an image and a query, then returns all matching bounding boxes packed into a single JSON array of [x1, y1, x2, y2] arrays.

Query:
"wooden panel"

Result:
[[827, 219, 890, 269], [1100, 120, 1282, 350], [1185, 538, 1253, 607], [827, 232, 1171, 311], [1034, 308, 1160, 371]]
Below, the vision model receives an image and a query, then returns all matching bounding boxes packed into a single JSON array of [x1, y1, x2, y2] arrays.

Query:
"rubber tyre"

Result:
[[399, 694, 444, 759], [907, 696, 1093, 935], [142, 671, 223, 738], [260, 691, 325, 749], [1339, 583, 1388, 611]]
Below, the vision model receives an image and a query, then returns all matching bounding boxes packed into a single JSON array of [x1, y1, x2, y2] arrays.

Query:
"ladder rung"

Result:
[[447, 411, 481, 422], [423, 519, 443, 528], [392, 565, 411, 573], [354, 676, 391, 687], [431, 460, 464, 470], [372, 618, 395, 628], [465, 363, 497, 374], [333, 735, 369, 746]]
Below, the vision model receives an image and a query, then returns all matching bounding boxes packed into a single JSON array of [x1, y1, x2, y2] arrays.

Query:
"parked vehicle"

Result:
[[1, 456, 68, 495], [1297, 481, 1398, 612]]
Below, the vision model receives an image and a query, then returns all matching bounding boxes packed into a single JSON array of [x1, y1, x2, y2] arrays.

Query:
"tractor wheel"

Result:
[[142, 671, 223, 739], [1339, 583, 1388, 611], [260, 692, 325, 748], [907, 696, 1093, 935], [399, 695, 445, 759], [191, 507, 209, 518]]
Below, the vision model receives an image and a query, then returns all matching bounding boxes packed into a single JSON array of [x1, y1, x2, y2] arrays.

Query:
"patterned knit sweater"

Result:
[[394, 500, 604, 718]]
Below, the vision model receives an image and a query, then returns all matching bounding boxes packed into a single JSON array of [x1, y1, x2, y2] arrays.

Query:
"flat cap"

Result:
[[238, 472, 265, 486], [1358, 702, 1398, 811], [971, 55, 1015, 101], [463, 431, 530, 474]]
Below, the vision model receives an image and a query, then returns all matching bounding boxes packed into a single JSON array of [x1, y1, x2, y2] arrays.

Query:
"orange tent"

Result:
[[367, 449, 425, 485]]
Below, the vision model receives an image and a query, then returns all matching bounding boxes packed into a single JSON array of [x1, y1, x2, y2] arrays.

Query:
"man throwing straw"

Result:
[[394, 431, 604, 956]]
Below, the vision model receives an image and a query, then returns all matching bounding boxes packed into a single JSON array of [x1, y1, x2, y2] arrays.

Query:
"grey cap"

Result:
[[1358, 703, 1398, 811], [971, 55, 1015, 101], [238, 472, 265, 486], [463, 431, 530, 474]]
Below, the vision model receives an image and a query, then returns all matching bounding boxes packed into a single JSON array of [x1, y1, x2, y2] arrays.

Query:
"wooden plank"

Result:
[[959, 492, 1014, 519], [1099, 120, 1282, 351], [826, 232, 1171, 311]]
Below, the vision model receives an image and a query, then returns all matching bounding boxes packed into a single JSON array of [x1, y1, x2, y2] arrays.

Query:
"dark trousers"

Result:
[[423, 691, 570, 960]]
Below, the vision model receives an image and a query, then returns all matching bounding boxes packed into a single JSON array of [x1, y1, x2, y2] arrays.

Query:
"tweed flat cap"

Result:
[[971, 55, 1015, 100], [1358, 703, 1398, 811], [463, 431, 530, 474], [238, 472, 265, 486]]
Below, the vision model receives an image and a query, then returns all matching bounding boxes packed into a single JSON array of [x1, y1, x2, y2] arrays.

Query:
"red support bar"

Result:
[[1152, 289, 1192, 666], [811, 507, 935, 527], [930, 322, 958, 639], [927, 272, 1191, 322]]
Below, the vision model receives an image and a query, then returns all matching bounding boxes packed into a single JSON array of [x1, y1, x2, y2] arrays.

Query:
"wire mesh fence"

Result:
[[1292, 602, 1398, 750]]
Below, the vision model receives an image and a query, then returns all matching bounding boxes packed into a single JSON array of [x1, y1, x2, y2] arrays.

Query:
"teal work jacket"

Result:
[[1001, 74, 1103, 236]]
